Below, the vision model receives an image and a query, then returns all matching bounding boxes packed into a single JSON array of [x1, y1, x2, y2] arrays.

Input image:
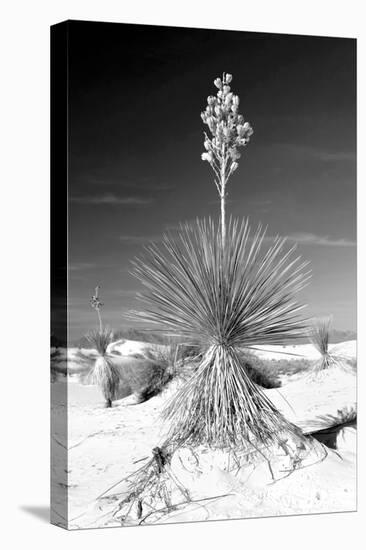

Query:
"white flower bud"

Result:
[[231, 161, 238, 172], [229, 147, 241, 160], [223, 85, 231, 94], [224, 92, 233, 106], [201, 151, 213, 163], [214, 78, 222, 89], [237, 124, 245, 137], [208, 118, 216, 133], [243, 122, 254, 137], [225, 73, 233, 83]]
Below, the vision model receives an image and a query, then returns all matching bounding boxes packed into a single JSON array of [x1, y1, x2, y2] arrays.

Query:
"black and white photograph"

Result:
[[50, 20, 356, 530]]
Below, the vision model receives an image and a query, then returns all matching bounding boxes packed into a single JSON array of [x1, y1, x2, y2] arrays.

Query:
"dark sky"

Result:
[[67, 21, 356, 340]]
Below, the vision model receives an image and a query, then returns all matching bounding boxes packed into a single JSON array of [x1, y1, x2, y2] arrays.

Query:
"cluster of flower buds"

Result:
[[200, 73, 253, 186], [90, 286, 103, 310]]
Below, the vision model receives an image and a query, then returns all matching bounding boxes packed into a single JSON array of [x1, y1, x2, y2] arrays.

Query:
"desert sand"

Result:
[[51, 339, 356, 529]]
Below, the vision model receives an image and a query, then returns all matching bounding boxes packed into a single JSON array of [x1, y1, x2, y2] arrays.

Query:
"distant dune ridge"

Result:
[[54, 327, 357, 350], [51, 338, 356, 383]]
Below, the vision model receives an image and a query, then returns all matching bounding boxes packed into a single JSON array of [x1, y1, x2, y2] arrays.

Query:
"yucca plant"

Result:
[[86, 287, 121, 407], [131, 218, 310, 447], [129, 73, 310, 449], [86, 328, 121, 407], [309, 317, 343, 372], [111, 73, 314, 526]]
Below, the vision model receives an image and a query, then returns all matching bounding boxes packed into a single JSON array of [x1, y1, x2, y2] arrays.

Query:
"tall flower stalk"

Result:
[[90, 285, 104, 332], [201, 72, 253, 247]]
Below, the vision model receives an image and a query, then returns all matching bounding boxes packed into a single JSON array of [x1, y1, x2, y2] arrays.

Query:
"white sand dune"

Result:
[[329, 339, 356, 358], [52, 339, 165, 380], [51, 340, 356, 529], [267, 366, 356, 434], [107, 338, 164, 356], [247, 339, 356, 361]]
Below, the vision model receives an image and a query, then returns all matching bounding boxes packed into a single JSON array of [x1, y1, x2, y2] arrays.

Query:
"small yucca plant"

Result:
[[309, 317, 343, 371], [86, 328, 121, 407], [87, 326, 112, 355], [87, 287, 121, 407]]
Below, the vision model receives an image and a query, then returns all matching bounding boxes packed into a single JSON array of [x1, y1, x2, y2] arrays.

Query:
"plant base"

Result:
[[163, 344, 304, 449]]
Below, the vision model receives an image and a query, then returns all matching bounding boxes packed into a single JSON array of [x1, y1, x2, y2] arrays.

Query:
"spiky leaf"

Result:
[[129, 218, 310, 349]]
